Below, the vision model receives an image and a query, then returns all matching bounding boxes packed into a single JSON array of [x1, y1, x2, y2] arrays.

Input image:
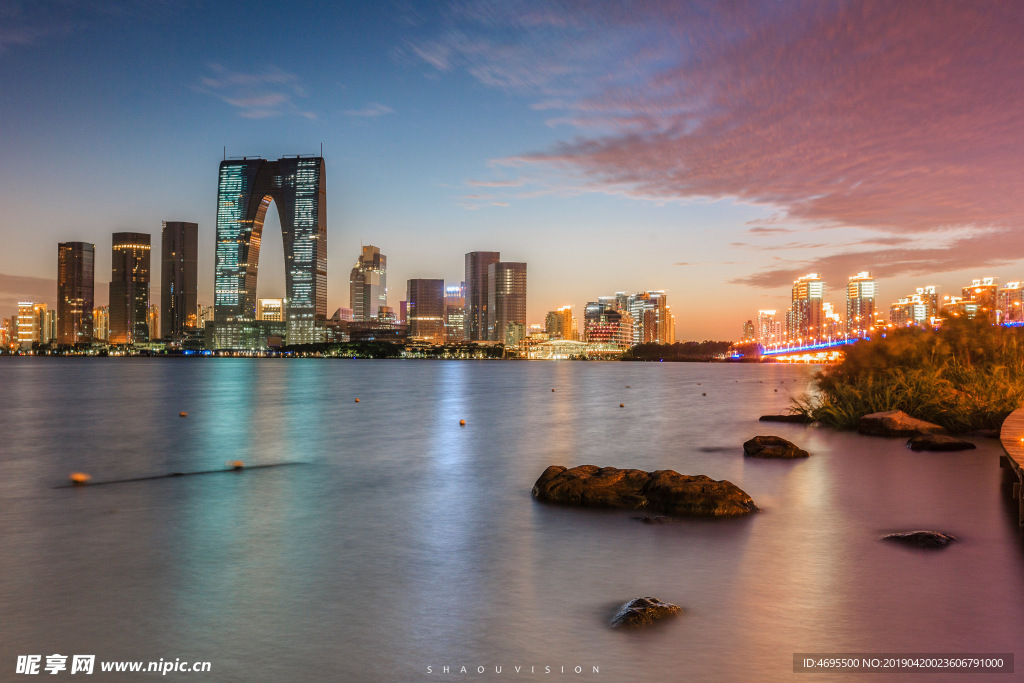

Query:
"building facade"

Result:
[[464, 252, 500, 341], [161, 221, 198, 339], [788, 273, 824, 342], [444, 282, 466, 343], [109, 232, 151, 344], [486, 261, 527, 344], [406, 279, 445, 343], [57, 241, 95, 345], [846, 271, 875, 337], [349, 245, 387, 322], [214, 156, 327, 345]]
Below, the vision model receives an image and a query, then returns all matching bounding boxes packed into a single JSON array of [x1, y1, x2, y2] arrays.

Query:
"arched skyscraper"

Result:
[[214, 156, 327, 345]]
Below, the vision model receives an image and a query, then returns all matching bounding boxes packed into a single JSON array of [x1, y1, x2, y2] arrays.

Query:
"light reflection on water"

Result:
[[0, 359, 1022, 681]]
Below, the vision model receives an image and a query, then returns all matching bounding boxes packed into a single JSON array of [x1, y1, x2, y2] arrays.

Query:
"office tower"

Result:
[[197, 305, 215, 328], [42, 309, 56, 343], [846, 272, 875, 337], [17, 302, 39, 348], [214, 156, 327, 345], [486, 261, 527, 344], [407, 279, 445, 343], [624, 291, 675, 344], [93, 306, 109, 341], [161, 221, 198, 339], [109, 232, 151, 344], [788, 273, 824, 342], [889, 286, 939, 327], [742, 320, 756, 341], [963, 277, 998, 323], [465, 251, 500, 341], [399, 301, 407, 325], [444, 282, 466, 343], [583, 301, 634, 347], [57, 242, 95, 345], [999, 282, 1024, 323], [349, 245, 387, 322], [257, 298, 284, 321], [545, 305, 575, 340]]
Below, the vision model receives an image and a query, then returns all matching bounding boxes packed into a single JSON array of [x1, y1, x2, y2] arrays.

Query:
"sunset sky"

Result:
[[1, 0, 1022, 339]]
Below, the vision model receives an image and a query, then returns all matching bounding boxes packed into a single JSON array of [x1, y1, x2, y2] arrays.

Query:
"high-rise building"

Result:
[[444, 282, 466, 343], [257, 298, 284, 321], [487, 261, 527, 344], [57, 242, 95, 345], [109, 232, 151, 344], [742, 320, 756, 341], [42, 309, 56, 343], [214, 156, 327, 345], [889, 286, 938, 327], [583, 301, 634, 348], [161, 221, 198, 339], [788, 273, 824, 342], [17, 302, 44, 348], [757, 310, 782, 346], [621, 291, 675, 345], [465, 252, 500, 341], [998, 282, 1024, 323], [545, 306, 575, 340], [349, 245, 387, 322], [846, 272, 875, 337], [147, 303, 160, 341], [93, 306, 109, 342], [197, 305, 215, 329], [407, 279, 445, 344], [963, 277, 998, 323]]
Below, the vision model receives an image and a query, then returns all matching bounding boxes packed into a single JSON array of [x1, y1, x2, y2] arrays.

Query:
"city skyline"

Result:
[[2, 2, 1023, 339]]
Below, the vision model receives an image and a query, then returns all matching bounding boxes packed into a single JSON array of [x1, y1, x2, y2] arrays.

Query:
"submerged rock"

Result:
[[882, 530, 957, 548], [743, 435, 810, 459], [759, 414, 813, 424], [635, 515, 670, 524], [531, 465, 758, 516], [610, 597, 681, 629], [906, 434, 977, 452], [857, 410, 945, 437]]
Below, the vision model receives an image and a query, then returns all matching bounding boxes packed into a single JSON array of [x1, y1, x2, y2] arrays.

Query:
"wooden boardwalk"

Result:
[[999, 409, 1024, 526]]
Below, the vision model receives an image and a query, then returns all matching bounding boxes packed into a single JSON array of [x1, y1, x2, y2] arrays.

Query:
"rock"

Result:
[[882, 530, 957, 548], [857, 410, 945, 437], [635, 515, 670, 524], [759, 414, 813, 424], [743, 435, 809, 459], [906, 434, 977, 452], [610, 597, 681, 628], [965, 428, 999, 439], [531, 465, 758, 516]]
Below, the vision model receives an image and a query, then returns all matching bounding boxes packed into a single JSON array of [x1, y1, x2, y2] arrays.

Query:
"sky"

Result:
[[1, 0, 1022, 340]]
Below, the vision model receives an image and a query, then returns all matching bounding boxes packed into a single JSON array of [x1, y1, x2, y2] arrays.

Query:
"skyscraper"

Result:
[[464, 251, 500, 341], [407, 279, 445, 343], [349, 245, 387, 322], [487, 261, 527, 344], [846, 272, 875, 337], [788, 273, 824, 342], [161, 221, 198, 339], [109, 232, 151, 344], [444, 282, 466, 343], [545, 306, 575, 340], [57, 241, 95, 345], [214, 156, 327, 345]]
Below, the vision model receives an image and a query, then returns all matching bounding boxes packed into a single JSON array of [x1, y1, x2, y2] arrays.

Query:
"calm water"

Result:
[[0, 359, 1021, 681]]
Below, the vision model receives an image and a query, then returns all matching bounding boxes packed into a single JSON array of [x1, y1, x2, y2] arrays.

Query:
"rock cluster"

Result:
[[906, 434, 976, 452], [882, 530, 957, 548], [758, 414, 813, 424], [857, 410, 945, 437], [743, 435, 809, 459], [610, 597, 681, 629], [531, 465, 758, 516]]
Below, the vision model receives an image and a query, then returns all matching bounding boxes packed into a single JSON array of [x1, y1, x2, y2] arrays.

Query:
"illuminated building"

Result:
[[742, 320, 755, 341], [330, 307, 354, 322], [583, 301, 634, 348], [787, 273, 824, 342], [444, 282, 466, 343], [161, 221, 198, 339], [487, 261, 527, 344], [963, 277, 998, 323], [109, 232, 151, 344], [42, 309, 56, 343], [398, 301, 407, 325], [57, 242, 95, 345], [147, 304, 160, 341], [545, 305, 576, 340], [349, 245, 387, 322], [846, 272, 875, 337], [93, 307, 109, 341], [622, 291, 675, 344], [757, 310, 782, 345], [17, 302, 42, 348], [214, 156, 327, 345], [998, 282, 1023, 323], [821, 302, 843, 339], [890, 286, 940, 327], [465, 251, 500, 341], [257, 298, 284, 321], [197, 305, 215, 328], [941, 295, 979, 320], [407, 279, 445, 343], [377, 305, 396, 323]]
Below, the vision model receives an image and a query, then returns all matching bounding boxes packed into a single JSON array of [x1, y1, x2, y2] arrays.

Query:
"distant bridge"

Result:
[[761, 337, 866, 356]]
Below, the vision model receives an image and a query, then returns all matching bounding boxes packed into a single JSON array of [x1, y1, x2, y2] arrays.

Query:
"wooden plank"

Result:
[[999, 408, 1024, 526]]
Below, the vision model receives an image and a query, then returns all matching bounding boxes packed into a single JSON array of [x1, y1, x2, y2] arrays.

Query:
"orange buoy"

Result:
[[70, 472, 91, 485], [228, 460, 245, 470], [551, 388, 555, 392], [619, 403, 624, 408], [179, 411, 188, 417], [459, 419, 466, 426], [355, 398, 360, 403]]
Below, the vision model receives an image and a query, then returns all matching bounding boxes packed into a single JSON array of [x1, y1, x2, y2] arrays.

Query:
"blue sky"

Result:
[[2, 1, 1022, 339]]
